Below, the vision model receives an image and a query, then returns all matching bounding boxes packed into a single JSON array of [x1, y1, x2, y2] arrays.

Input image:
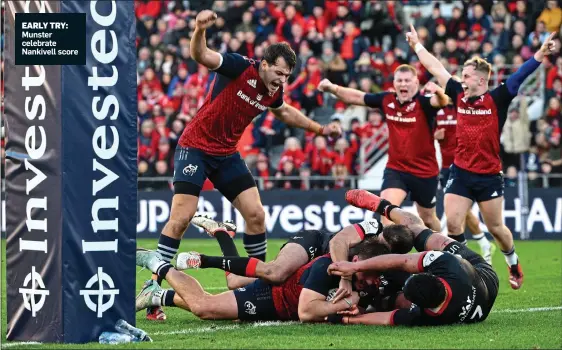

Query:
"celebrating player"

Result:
[[135, 240, 388, 323], [406, 23, 557, 289], [172, 214, 413, 303], [146, 10, 342, 320], [317, 65, 449, 232], [326, 190, 499, 326], [430, 80, 494, 264]]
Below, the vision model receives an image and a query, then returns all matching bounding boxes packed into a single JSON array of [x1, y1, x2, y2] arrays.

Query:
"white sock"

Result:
[[472, 233, 491, 251], [151, 289, 165, 307], [502, 248, 518, 266], [149, 259, 168, 275]]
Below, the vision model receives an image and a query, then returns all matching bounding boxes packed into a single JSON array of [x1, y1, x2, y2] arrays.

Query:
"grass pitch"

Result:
[[2, 239, 561, 349]]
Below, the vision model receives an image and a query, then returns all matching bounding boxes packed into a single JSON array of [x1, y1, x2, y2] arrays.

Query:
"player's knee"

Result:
[[262, 264, 290, 284], [166, 214, 194, 236], [419, 211, 437, 225], [447, 218, 464, 234], [244, 207, 266, 230], [486, 221, 504, 235], [190, 301, 214, 320]]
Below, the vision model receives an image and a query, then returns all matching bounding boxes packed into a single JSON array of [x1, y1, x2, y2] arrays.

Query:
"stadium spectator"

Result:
[[501, 98, 532, 170], [278, 137, 305, 171], [276, 159, 301, 189], [537, 0, 562, 33]]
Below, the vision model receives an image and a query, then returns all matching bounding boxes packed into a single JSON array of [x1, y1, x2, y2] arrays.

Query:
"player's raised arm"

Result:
[[270, 103, 343, 138], [190, 10, 222, 70], [505, 32, 557, 96], [317, 79, 368, 106], [406, 24, 451, 88]]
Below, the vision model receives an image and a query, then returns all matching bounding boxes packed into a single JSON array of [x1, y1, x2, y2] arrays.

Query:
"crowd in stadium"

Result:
[[1, 0, 561, 189]]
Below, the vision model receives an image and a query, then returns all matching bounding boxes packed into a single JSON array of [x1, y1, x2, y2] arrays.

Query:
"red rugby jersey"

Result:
[[435, 105, 457, 169], [364, 92, 439, 178], [271, 254, 338, 320], [445, 79, 514, 174], [179, 53, 284, 156]]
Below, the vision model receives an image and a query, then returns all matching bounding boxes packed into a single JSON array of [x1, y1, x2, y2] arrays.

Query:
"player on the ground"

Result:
[[146, 10, 342, 320], [173, 214, 413, 303], [406, 23, 557, 289], [135, 240, 389, 323], [317, 65, 449, 232], [430, 80, 495, 264], [326, 190, 499, 326]]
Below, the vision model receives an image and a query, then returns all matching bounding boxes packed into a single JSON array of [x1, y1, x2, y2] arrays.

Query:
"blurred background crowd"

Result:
[[1, 0, 561, 190]]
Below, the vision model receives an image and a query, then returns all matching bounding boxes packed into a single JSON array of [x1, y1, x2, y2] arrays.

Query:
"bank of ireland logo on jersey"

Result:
[[19, 266, 49, 317], [80, 267, 119, 318]]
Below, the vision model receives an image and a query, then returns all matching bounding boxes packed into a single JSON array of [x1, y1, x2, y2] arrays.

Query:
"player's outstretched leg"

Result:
[[478, 197, 523, 290], [136, 249, 239, 320], [465, 210, 495, 265], [177, 243, 307, 285]]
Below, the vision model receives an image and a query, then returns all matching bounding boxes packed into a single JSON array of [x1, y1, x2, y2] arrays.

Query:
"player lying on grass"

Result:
[[175, 214, 413, 303], [135, 239, 391, 322], [174, 215, 413, 313], [326, 190, 499, 326]]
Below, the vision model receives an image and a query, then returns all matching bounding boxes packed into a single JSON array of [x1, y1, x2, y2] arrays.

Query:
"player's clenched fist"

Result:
[[195, 10, 217, 29], [321, 122, 343, 138], [317, 78, 335, 93]]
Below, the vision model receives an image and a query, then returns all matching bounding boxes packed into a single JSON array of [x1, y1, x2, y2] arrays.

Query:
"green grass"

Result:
[[2, 239, 562, 349]]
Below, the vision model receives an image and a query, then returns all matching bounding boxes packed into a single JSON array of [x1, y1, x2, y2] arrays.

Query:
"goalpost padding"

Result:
[[4, 0, 137, 343]]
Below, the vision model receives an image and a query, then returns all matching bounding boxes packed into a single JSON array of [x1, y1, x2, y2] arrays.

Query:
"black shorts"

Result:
[[281, 230, 334, 262], [443, 242, 499, 310], [381, 168, 438, 208], [173, 146, 256, 202], [233, 279, 278, 321], [444, 164, 504, 203], [439, 166, 451, 190]]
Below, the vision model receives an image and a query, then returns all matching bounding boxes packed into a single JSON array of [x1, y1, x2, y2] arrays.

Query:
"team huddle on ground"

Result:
[[136, 9, 557, 325]]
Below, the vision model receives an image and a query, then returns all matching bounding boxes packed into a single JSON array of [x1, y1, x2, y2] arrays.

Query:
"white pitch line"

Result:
[[494, 306, 562, 313], [153, 321, 297, 336], [1, 341, 42, 348], [152, 324, 240, 335]]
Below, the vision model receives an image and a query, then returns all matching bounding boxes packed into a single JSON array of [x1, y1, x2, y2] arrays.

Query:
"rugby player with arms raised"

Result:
[[145, 10, 342, 320], [317, 65, 448, 232], [406, 23, 557, 289]]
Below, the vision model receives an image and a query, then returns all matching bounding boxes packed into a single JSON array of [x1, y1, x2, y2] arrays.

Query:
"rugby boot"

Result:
[[345, 189, 383, 212], [191, 214, 236, 238], [176, 251, 202, 271], [136, 280, 164, 312]]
